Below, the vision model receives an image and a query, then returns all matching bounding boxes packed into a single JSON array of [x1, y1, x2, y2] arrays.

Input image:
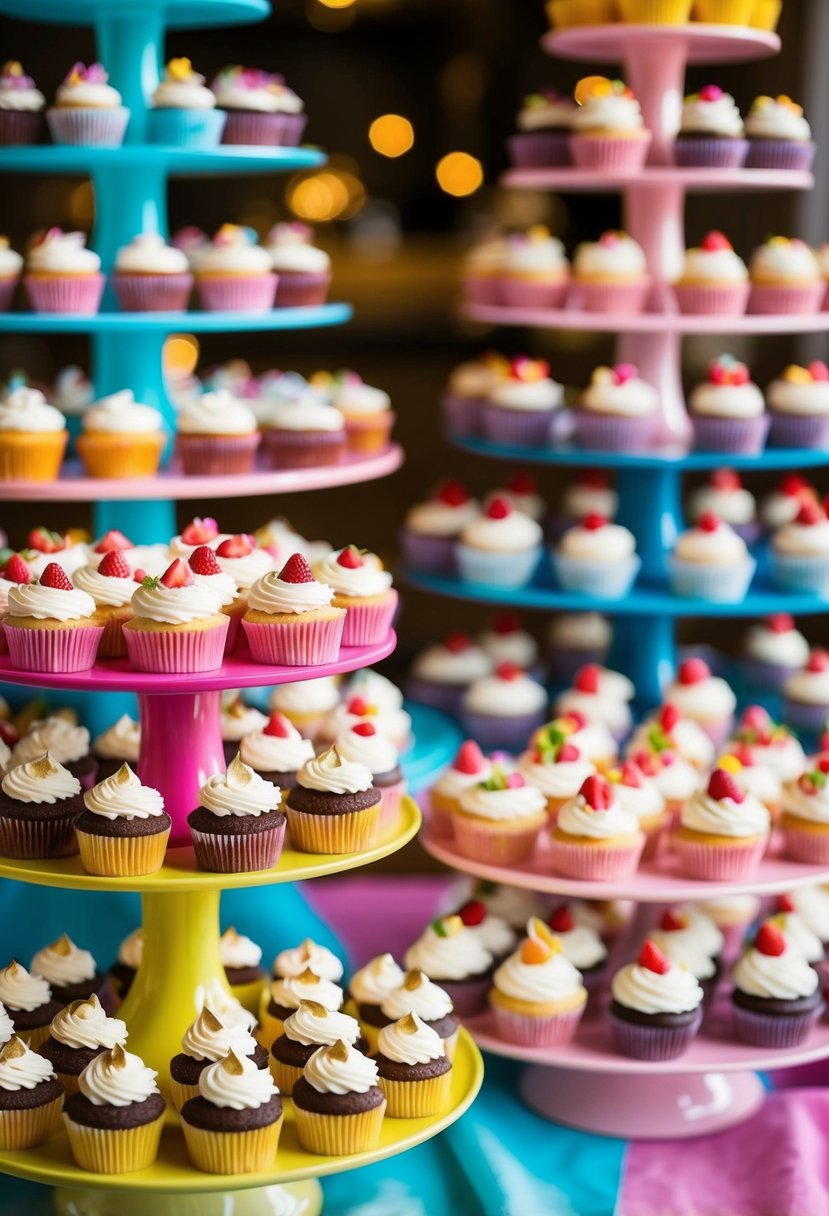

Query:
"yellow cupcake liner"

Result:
[[293, 1100, 386, 1156], [379, 1070, 452, 1119], [286, 804, 381, 855], [16, 1025, 51, 1052], [75, 433, 165, 480], [0, 1094, 63, 1149], [546, 0, 617, 27], [170, 1078, 199, 1114], [693, 0, 753, 21], [270, 1057, 303, 1096], [229, 975, 267, 1017], [64, 1113, 165, 1173], [255, 1009, 284, 1052], [750, 0, 780, 27], [617, 0, 692, 18], [76, 827, 170, 878], [181, 1114, 283, 1174], [0, 431, 68, 483]]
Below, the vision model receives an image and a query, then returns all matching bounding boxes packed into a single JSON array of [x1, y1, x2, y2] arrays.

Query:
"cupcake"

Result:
[[239, 712, 314, 794], [40, 996, 126, 1097], [214, 535, 274, 614], [673, 231, 750, 315], [104, 929, 142, 1006], [62, 553, 129, 659], [782, 887, 829, 951], [607, 759, 667, 861], [675, 766, 770, 881], [770, 499, 829, 595], [269, 676, 340, 741], [176, 388, 260, 475], [554, 665, 634, 744], [46, 63, 129, 147], [285, 746, 381, 855], [760, 474, 818, 532], [686, 469, 759, 545], [123, 559, 229, 673], [407, 633, 493, 715], [689, 355, 768, 454], [404, 914, 494, 1017], [322, 688, 412, 752], [508, 90, 576, 169], [24, 228, 104, 315], [731, 920, 821, 1048], [550, 775, 645, 881], [456, 495, 543, 588], [748, 237, 823, 315], [30, 935, 102, 1004], [571, 230, 650, 313], [112, 234, 193, 313], [375, 1013, 452, 1118], [490, 918, 587, 1048], [347, 954, 405, 1050], [453, 762, 547, 865], [262, 385, 347, 471], [668, 512, 755, 602], [0, 1035, 63, 1149], [220, 697, 268, 766], [267, 222, 331, 308], [75, 764, 170, 878], [0, 62, 45, 146], [0, 961, 62, 1050], [745, 94, 815, 171], [10, 716, 96, 789], [518, 725, 596, 819], [312, 546, 396, 647], [665, 657, 737, 747], [766, 361, 829, 449], [462, 234, 508, 307], [335, 723, 404, 825], [649, 907, 721, 995], [609, 940, 704, 1061], [272, 939, 344, 985], [561, 471, 619, 527], [547, 611, 612, 683], [675, 86, 747, 168], [211, 65, 306, 147], [0, 387, 67, 483], [75, 390, 166, 481], [500, 230, 570, 311], [195, 225, 276, 313], [187, 755, 286, 873], [92, 714, 140, 781], [780, 759, 829, 864], [460, 663, 549, 752], [271, 1000, 362, 1096], [220, 929, 266, 1013], [292, 1040, 385, 1157], [568, 77, 650, 173], [481, 356, 563, 445], [478, 612, 539, 674], [546, 903, 607, 987], [554, 514, 640, 600], [441, 353, 508, 437], [575, 363, 657, 452], [243, 552, 345, 666], [64, 1045, 165, 1173], [0, 238, 22, 310], [0, 754, 83, 860], [428, 740, 491, 838], [400, 480, 480, 575], [170, 1005, 267, 1113], [258, 969, 344, 1051], [379, 971, 460, 1060], [149, 58, 225, 148], [783, 649, 829, 731], [732, 705, 805, 783]]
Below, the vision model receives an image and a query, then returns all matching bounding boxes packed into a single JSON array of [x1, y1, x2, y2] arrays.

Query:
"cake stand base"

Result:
[[519, 1065, 765, 1140], [53, 1178, 323, 1215]]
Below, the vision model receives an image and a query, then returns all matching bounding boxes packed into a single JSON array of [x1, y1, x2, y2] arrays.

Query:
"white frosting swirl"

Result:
[[247, 569, 334, 615], [674, 523, 748, 564], [130, 579, 222, 625], [459, 781, 546, 823], [745, 98, 811, 142], [611, 959, 703, 1014], [198, 1049, 278, 1110], [271, 678, 339, 716], [349, 954, 405, 1005], [573, 234, 647, 280], [0, 1004, 14, 1046], [767, 376, 829, 417], [71, 563, 134, 608], [680, 247, 748, 285], [381, 973, 455, 1023], [199, 756, 281, 819], [93, 715, 140, 763], [181, 1006, 258, 1062], [83, 390, 163, 435], [114, 235, 190, 275], [787, 886, 829, 940], [335, 729, 399, 776], [557, 792, 640, 840], [117, 929, 142, 970], [462, 673, 548, 716], [0, 961, 51, 1012], [648, 933, 716, 981], [79, 1046, 159, 1107], [460, 511, 543, 553], [687, 484, 756, 528], [241, 726, 314, 774], [559, 522, 637, 561], [50, 995, 126, 1051], [493, 944, 584, 1004], [732, 942, 818, 999], [783, 779, 829, 824], [580, 371, 657, 417], [215, 546, 274, 590], [784, 668, 829, 705], [681, 788, 769, 838], [334, 380, 391, 417], [404, 922, 493, 981], [0, 1037, 55, 1090], [478, 627, 538, 670], [152, 63, 216, 110], [750, 240, 820, 285], [665, 675, 736, 720], [377, 1012, 446, 1064], [0, 386, 65, 433], [31, 936, 95, 987], [220, 702, 268, 743], [405, 498, 480, 538], [7, 581, 94, 623], [274, 941, 343, 983], [12, 718, 90, 767], [680, 91, 744, 137], [572, 93, 644, 133], [283, 1002, 360, 1047], [297, 747, 373, 796], [220, 929, 262, 971], [554, 690, 632, 737], [1, 754, 80, 805], [303, 1041, 378, 1095], [268, 398, 345, 433], [196, 234, 273, 276], [313, 550, 393, 599], [270, 971, 343, 1012], [777, 912, 824, 964], [557, 924, 607, 971], [689, 381, 765, 419], [83, 764, 165, 822], [26, 231, 100, 274], [177, 389, 257, 437], [774, 519, 829, 557]]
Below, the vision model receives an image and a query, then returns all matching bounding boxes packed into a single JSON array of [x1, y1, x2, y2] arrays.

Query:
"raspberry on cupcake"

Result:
[[547, 903, 607, 988], [189, 546, 243, 652], [428, 740, 491, 838], [517, 723, 595, 819], [571, 230, 650, 314]]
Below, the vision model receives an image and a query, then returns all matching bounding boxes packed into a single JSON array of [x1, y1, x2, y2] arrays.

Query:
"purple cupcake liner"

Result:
[[500, 278, 569, 311], [461, 276, 502, 307], [405, 679, 465, 717], [222, 111, 307, 147], [242, 615, 345, 666], [46, 106, 130, 147], [748, 283, 825, 315], [262, 428, 346, 470], [732, 1001, 821, 1049], [273, 271, 331, 308], [745, 140, 816, 172], [398, 529, 457, 575], [25, 273, 105, 315], [340, 591, 398, 646], [609, 1007, 702, 1061], [190, 817, 286, 873], [568, 133, 651, 173], [733, 521, 764, 547], [112, 273, 194, 312], [5, 624, 103, 674], [491, 1003, 584, 1048], [507, 131, 572, 169], [673, 834, 766, 881], [0, 809, 80, 860], [782, 698, 829, 732], [673, 283, 750, 315], [456, 544, 541, 588], [459, 707, 549, 753], [197, 273, 277, 313], [0, 110, 43, 146], [769, 551, 829, 596], [452, 814, 543, 865], [480, 404, 555, 446], [571, 280, 651, 314], [123, 619, 228, 673], [573, 410, 657, 453], [548, 835, 644, 881], [768, 412, 829, 449], [0, 277, 19, 311], [673, 137, 749, 169], [435, 976, 491, 1018], [176, 433, 261, 476], [441, 394, 482, 438], [782, 823, 829, 865], [740, 656, 799, 693], [692, 413, 770, 455], [667, 555, 756, 602]]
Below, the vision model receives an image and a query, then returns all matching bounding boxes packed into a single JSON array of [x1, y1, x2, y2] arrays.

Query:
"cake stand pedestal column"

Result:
[[95, 8, 163, 144], [615, 465, 682, 583], [609, 613, 675, 710]]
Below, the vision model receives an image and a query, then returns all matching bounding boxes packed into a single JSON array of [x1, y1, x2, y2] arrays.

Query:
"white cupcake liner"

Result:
[[666, 555, 756, 603], [552, 552, 640, 600], [456, 544, 541, 588]]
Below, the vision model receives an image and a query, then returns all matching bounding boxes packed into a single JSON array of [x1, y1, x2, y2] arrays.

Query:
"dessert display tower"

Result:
[[410, 20, 829, 1139], [0, 0, 481, 1208]]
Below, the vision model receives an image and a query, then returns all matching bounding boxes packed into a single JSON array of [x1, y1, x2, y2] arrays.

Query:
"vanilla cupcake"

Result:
[[571, 230, 650, 313], [75, 389, 166, 482], [689, 355, 768, 454], [24, 229, 104, 316], [407, 633, 493, 716], [770, 499, 829, 596], [481, 356, 563, 446], [401, 481, 481, 575], [668, 512, 755, 602], [554, 514, 639, 600], [112, 234, 193, 312], [194, 224, 276, 313], [665, 657, 736, 747], [211, 64, 306, 147], [568, 77, 650, 173], [453, 763, 547, 866], [500, 228, 570, 311], [46, 62, 129, 147], [575, 363, 657, 451], [267, 222, 332, 308], [766, 361, 829, 449], [550, 775, 644, 881], [0, 61, 45, 147], [674, 231, 750, 315], [745, 94, 815, 171], [176, 388, 260, 475], [149, 57, 225, 148], [456, 495, 543, 589], [331, 371, 394, 456], [489, 918, 587, 1048], [748, 237, 823, 315]]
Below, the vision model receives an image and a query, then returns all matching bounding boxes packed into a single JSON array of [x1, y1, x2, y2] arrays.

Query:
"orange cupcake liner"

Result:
[[0, 431, 67, 482], [76, 433, 165, 479]]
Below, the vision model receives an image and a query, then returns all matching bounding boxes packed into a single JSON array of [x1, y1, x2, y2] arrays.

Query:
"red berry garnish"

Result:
[[97, 550, 131, 579], [94, 530, 132, 554], [39, 562, 73, 591], [638, 940, 670, 975], [796, 499, 824, 526], [678, 657, 710, 685], [507, 471, 536, 495], [732, 742, 755, 767], [548, 904, 574, 933], [1, 555, 29, 585], [580, 774, 611, 810], [216, 535, 253, 559], [707, 768, 744, 804], [781, 474, 808, 497], [444, 631, 470, 654], [347, 696, 371, 716], [485, 496, 511, 520], [279, 553, 314, 584], [807, 650, 829, 673], [27, 527, 65, 554], [698, 511, 720, 533], [582, 470, 610, 489], [506, 772, 526, 789], [741, 704, 770, 734], [777, 893, 795, 913], [702, 230, 731, 253], [352, 722, 376, 737], [575, 664, 601, 694], [0, 722, 18, 747], [492, 612, 520, 635], [181, 518, 219, 545], [583, 513, 606, 532], [558, 742, 581, 763], [710, 468, 741, 491], [160, 558, 193, 590], [768, 613, 795, 633], [660, 703, 680, 732], [620, 760, 644, 788], [189, 546, 223, 577], [436, 480, 468, 507], [454, 740, 485, 774], [336, 546, 363, 570], [264, 712, 292, 738], [659, 909, 686, 933], [566, 710, 587, 730], [458, 900, 486, 927], [808, 360, 829, 382], [495, 662, 523, 681], [755, 920, 785, 957]]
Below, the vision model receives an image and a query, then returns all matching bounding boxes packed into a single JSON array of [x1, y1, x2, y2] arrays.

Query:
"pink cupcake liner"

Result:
[[405, 678, 465, 717], [459, 707, 548, 753], [123, 619, 228, 673], [732, 1002, 821, 1049], [378, 781, 405, 827], [782, 698, 829, 733], [435, 976, 491, 1018], [783, 824, 829, 865], [441, 394, 482, 437], [46, 106, 130, 147], [491, 1003, 584, 1048], [197, 274, 277, 312], [461, 276, 502, 307], [673, 283, 750, 315], [508, 131, 572, 169], [673, 137, 749, 169], [610, 1008, 702, 1061], [242, 614, 345, 667], [222, 111, 307, 147], [112, 273, 194, 312], [452, 814, 543, 865], [190, 817, 286, 873], [745, 140, 816, 172], [500, 278, 569, 311], [568, 133, 651, 173], [768, 412, 829, 449], [673, 833, 767, 881], [223, 611, 243, 655], [549, 835, 644, 881], [0, 622, 7, 655], [571, 280, 651, 314], [640, 820, 665, 863], [573, 410, 657, 453], [262, 428, 346, 469], [748, 283, 825, 315], [5, 624, 103, 673], [399, 529, 458, 575], [176, 433, 261, 476], [480, 403, 555, 446], [273, 272, 331, 308], [339, 591, 398, 647], [25, 273, 105, 315], [0, 809, 80, 860], [0, 110, 43, 146], [692, 413, 769, 454], [0, 277, 18, 311]]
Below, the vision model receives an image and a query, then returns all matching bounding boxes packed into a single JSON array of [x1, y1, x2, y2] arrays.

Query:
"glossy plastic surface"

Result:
[[501, 166, 812, 193], [0, 305, 352, 334], [0, 146, 325, 176], [543, 23, 780, 64], [465, 303, 829, 335], [0, 0, 270, 27]]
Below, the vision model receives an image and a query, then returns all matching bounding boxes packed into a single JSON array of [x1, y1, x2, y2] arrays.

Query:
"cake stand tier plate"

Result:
[[0, 305, 352, 334], [500, 166, 813, 193], [0, 0, 269, 27], [464, 303, 829, 335], [0, 145, 325, 176], [543, 23, 780, 64]]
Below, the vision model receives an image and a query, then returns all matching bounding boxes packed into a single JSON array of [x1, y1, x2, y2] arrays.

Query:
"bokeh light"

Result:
[[287, 170, 366, 222], [368, 114, 414, 158], [163, 335, 200, 377], [317, 0, 356, 8], [435, 152, 484, 197]]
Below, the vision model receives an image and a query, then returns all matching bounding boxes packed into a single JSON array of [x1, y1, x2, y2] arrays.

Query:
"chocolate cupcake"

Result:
[[220, 696, 268, 766], [64, 1045, 166, 1174], [10, 715, 97, 790], [0, 960, 62, 1050], [188, 754, 286, 873], [375, 1012, 452, 1118], [609, 940, 704, 1061], [403, 914, 495, 1017], [169, 1004, 268, 1112], [271, 998, 363, 1095], [731, 919, 822, 1049], [258, 968, 344, 1051], [0, 1035, 64, 1150], [378, 971, 460, 1060], [220, 927, 266, 1013], [285, 745, 381, 855], [91, 713, 140, 781], [181, 1049, 283, 1175], [0, 752, 84, 859], [347, 953, 404, 1050], [239, 711, 314, 790], [39, 994, 127, 1096], [293, 1039, 386, 1156], [76, 764, 170, 877], [30, 934, 104, 1004], [103, 928, 142, 1007]]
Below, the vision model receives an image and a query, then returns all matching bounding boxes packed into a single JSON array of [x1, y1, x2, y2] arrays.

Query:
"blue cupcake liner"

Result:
[[147, 108, 227, 148], [456, 544, 542, 589], [769, 550, 829, 596], [667, 555, 756, 602], [552, 553, 640, 600]]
